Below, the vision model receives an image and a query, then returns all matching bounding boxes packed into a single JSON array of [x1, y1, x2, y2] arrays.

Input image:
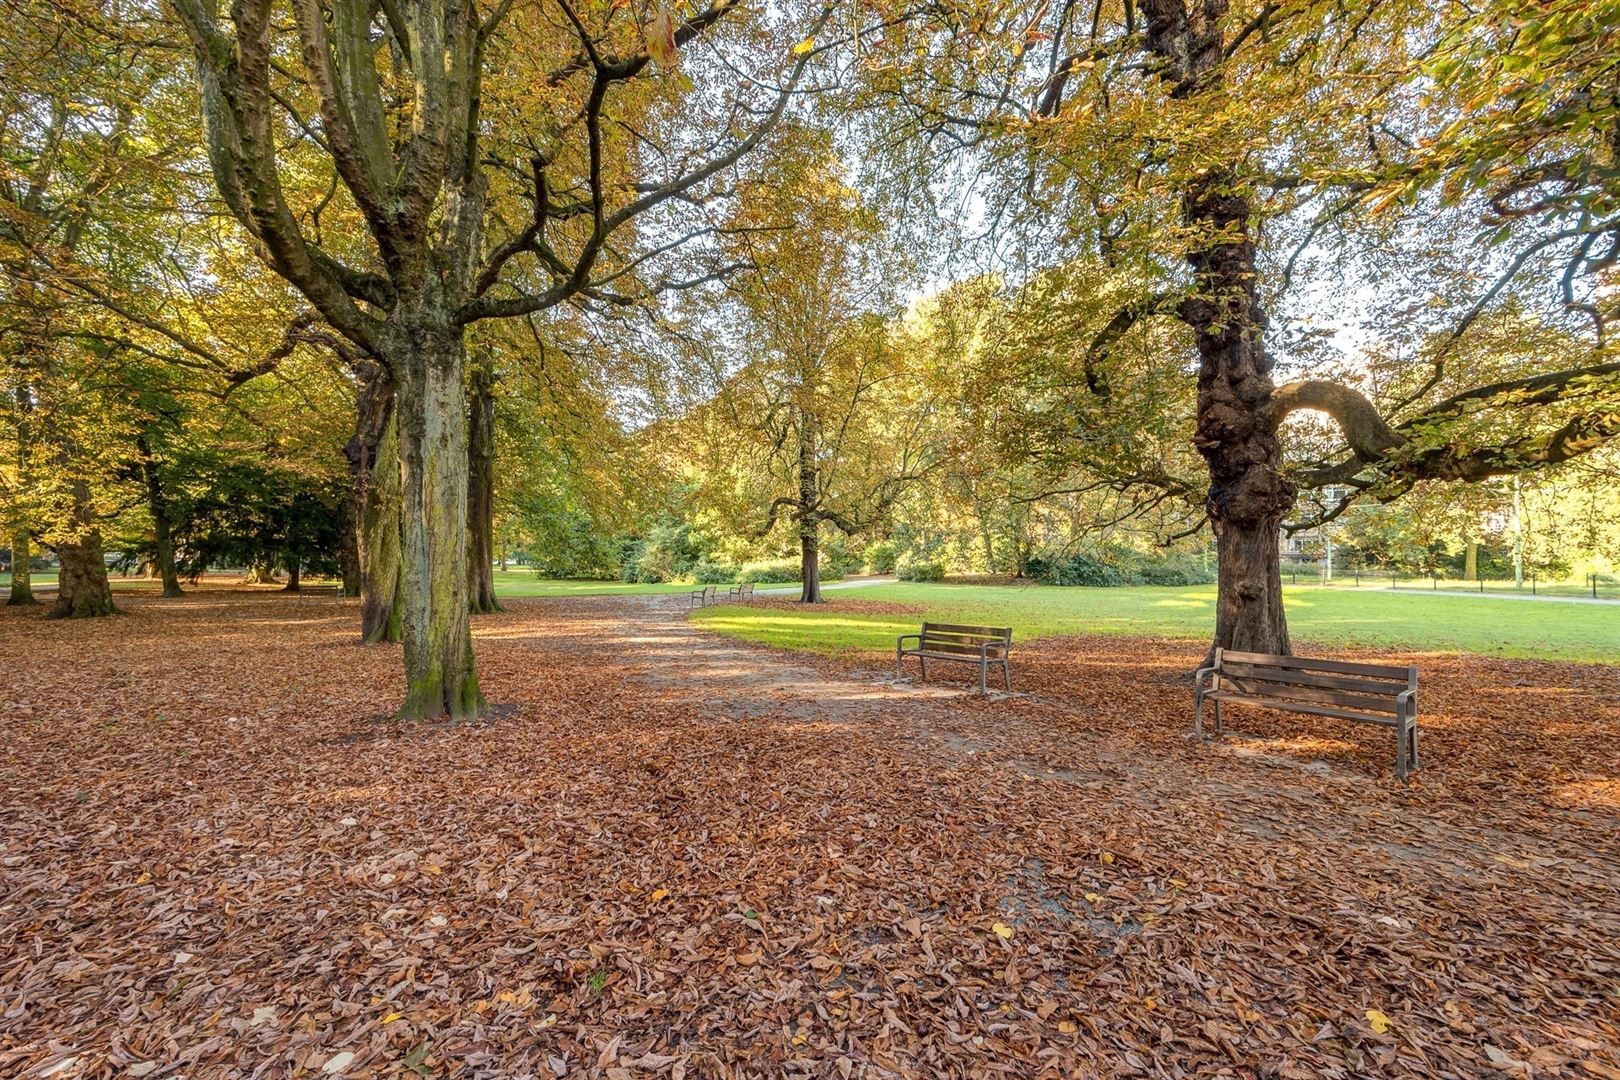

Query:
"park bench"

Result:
[[726, 582, 756, 602], [689, 585, 718, 608], [1193, 648, 1420, 781], [896, 622, 1013, 694]]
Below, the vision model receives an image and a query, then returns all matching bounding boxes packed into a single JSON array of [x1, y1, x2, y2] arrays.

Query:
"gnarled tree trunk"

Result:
[[1142, 0, 1295, 657], [387, 306, 483, 721], [467, 357, 500, 614], [49, 481, 114, 619], [8, 531, 37, 605]]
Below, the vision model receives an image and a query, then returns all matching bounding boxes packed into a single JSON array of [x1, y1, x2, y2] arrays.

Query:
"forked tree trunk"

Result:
[[388, 310, 483, 720], [138, 436, 183, 598], [345, 365, 393, 603], [361, 413, 403, 643], [8, 531, 37, 605], [243, 562, 279, 585], [282, 559, 301, 592], [467, 358, 500, 614], [49, 481, 115, 619]]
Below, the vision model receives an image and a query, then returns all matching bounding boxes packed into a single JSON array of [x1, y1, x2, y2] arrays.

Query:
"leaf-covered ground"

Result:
[[2, 590, 1617, 1078]]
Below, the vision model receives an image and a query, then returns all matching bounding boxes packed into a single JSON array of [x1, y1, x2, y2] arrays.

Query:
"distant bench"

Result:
[[690, 583, 755, 608], [1194, 648, 1420, 780], [897, 622, 1013, 694], [726, 583, 755, 602]]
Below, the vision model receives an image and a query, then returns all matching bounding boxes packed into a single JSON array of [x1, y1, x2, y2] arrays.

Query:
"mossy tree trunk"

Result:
[[388, 305, 483, 721], [137, 434, 184, 598]]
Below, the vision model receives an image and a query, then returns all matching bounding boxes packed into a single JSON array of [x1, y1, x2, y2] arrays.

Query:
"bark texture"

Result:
[[49, 482, 115, 619], [389, 310, 482, 721], [345, 365, 394, 614]]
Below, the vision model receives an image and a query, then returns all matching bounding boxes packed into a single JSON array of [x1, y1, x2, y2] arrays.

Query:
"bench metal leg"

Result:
[[1002, 662, 1011, 692], [895, 644, 903, 681], [979, 661, 987, 695], [1213, 699, 1223, 737], [1194, 691, 1205, 739], [918, 657, 927, 683]]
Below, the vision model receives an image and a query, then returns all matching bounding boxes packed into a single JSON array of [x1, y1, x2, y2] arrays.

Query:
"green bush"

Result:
[[897, 558, 946, 582], [738, 558, 842, 585], [1026, 547, 1214, 587], [864, 540, 899, 575], [690, 560, 738, 585]]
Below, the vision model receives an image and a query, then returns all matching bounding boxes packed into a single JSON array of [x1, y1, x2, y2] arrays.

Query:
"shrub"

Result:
[[690, 560, 737, 585], [738, 559, 802, 584], [1026, 547, 1215, 587], [897, 558, 946, 583], [738, 558, 842, 585], [864, 540, 899, 575]]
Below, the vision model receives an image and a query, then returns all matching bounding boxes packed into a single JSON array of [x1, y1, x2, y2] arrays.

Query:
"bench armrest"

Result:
[[1193, 665, 1219, 693], [896, 633, 921, 647], [1396, 689, 1417, 712]]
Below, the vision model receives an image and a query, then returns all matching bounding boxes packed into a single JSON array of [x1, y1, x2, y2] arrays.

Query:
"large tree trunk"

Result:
[[1186, 172, 1296, 657], [467, 357, 500, 614], [360, 412, 403, 643], [388, 308, 483, 721], [338, 509, 361, 597], [800, 524, 823, 604], [49, 481, 115, 619], [1142, 0, 1295, 657], [282, 558, 301, 592], [137, 435, 184, 598], [8, 531, 37, 605]]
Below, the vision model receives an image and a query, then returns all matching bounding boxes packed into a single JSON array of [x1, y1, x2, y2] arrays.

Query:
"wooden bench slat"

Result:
[[1220, 649, 1412, 681], [912, 645, 1006, 658], [1203, 692, 1401, 727], [923, 622, 1011, 638], [1215, 678, 1402, 714], [1220, 662, 1405, 696]]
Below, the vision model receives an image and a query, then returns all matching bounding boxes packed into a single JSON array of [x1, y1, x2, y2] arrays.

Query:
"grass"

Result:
[[690, 581, 1620, 664], [491, 572, 835, 597]]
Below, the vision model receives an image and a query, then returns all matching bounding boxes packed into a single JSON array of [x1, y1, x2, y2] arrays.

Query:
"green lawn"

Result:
[[690, 582, 1620, 664]]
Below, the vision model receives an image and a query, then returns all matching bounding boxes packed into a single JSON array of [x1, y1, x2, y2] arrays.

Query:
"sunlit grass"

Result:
[[692, 582, 1620, 663]]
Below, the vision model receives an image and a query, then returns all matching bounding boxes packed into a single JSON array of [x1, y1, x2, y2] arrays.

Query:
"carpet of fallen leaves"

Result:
[[2, 589, 1618, 1079]]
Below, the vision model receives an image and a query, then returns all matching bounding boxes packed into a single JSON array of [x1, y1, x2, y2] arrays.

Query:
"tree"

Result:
[[867, 0, 1620, 655], [686, 135, 936, 601], [167, 0, 831, 717]]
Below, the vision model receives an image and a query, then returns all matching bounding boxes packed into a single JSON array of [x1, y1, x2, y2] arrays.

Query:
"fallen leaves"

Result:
[[0, 590, 1616, 1078]]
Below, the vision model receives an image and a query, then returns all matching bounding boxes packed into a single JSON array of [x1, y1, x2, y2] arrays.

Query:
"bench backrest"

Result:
[[920, 622, 1012, 657], [736, 583, 754, 595], [1214, 648, 1416, 716]]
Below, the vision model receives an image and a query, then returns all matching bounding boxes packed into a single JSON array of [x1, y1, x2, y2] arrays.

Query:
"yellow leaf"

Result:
[[1143, 997, 1157, 1010], [423, 864, 442, 877], [1366, 1008, 1392, 1034], [645, 6, 678, 68], [793, 36, 816, 55], [1100, 852, 1114, 864], [1169, 878, 1187, 888], [1057, 1020, 1078, 1034], [991, 922, 1014, 939], [1083, 892, 1102, 904], [135, 872, 152, 885], [381, 1011, 404, 1024], [649, 888, 669, 902]]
